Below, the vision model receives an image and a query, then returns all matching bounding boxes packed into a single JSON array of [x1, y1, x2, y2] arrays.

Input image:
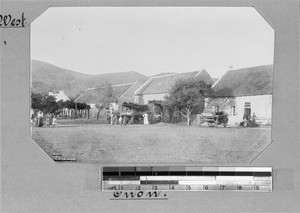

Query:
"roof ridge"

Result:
[[228, 64, 273, 72], [194, 68, 208, 77], [134, 77, 154, 95], [111, 82, 135, 87], [152, 70, 199, 79], [212, 70, 228, 88], [120, 81, 137, 98], [75, 83, 135, 102], [151, 73, 178, 78]]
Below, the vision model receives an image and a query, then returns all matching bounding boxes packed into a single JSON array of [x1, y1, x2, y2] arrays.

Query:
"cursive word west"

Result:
[[0, 12, 26, 27]]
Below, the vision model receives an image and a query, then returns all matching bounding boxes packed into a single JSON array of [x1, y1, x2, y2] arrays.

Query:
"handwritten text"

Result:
[[0, 13, 26, 27]]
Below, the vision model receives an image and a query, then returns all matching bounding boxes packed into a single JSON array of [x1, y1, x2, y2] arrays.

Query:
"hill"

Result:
[[31, 60, 149, 98]]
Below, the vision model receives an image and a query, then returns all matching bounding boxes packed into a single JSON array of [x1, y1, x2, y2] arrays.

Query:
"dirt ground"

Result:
[[31, 119, 271, 164]]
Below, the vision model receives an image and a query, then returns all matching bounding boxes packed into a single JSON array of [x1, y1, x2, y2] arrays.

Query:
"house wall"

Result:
[[134, 93, 168, 105], [205, 95, 272, 126], [135, 93, 205, 124], [205, 97, 236, 114], [236, 95, 272, 125]]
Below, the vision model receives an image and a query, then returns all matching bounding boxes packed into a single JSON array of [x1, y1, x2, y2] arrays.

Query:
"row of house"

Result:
[[75, 81, 143, 118], [57, 65, 273, 125]]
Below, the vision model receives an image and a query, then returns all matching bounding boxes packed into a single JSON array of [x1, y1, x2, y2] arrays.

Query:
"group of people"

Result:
[[243, 112, 258, 127], [31, 111, 57, 127], [108, 109, 149, 126]]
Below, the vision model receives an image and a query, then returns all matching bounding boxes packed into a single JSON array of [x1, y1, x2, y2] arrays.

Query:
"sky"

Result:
[[31, 7, 274, 78]]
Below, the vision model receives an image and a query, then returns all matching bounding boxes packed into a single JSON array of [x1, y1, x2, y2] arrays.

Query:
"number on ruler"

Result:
[[108, 186, 117, 190], [186, 185, 191, 190], [254, 185, 259, 190], [119, 185, 123, 190], [170, 185, 175, 190], [238, 185, 242, 190], [204, 185, 208, 190], [153, 185, 158, 190], [220, 185, 225, 190], [135, 186, 141, 190]]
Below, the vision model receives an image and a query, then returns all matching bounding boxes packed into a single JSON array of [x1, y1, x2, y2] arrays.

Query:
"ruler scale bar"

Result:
[[102, 167, 272, 192], [103, 171, 272, 176]]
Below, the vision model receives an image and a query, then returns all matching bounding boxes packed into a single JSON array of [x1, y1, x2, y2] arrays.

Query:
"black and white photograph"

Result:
[[2, 0, 300, 212], [30, 7, 274, 164]]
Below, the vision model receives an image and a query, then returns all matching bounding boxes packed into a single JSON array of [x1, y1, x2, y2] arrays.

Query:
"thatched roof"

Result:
[[119, 81, 144, 103], [212, 65, 273, 97], [194, 69, 216, 85], [75, 83, 135, 104], [135, 69, 215, 95]]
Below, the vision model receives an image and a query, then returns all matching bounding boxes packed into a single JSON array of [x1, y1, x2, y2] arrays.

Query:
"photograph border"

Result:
[[1, 0, 299, 212]]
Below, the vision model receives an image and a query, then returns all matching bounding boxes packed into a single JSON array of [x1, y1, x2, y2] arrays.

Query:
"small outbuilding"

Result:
[[49, 90, 70, 102]]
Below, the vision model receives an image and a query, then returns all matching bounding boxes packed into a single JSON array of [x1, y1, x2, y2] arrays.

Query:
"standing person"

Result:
[[45, 114, 50, 127], [38, 111, 44, 127], [111, 110, 118, 125], [30, 112, 34, 125], [123, 115, 128, 125], [172, 112, 178, 124], [243, 113, 248, 127], [52, 115, 57, 127], [143, 112, 149, 125], [110, 111, 114, 125], [118, 116, 123, 126], [252, 112, 257, 123], [34, 112, 39, 127], [34, 115, 38, 126]]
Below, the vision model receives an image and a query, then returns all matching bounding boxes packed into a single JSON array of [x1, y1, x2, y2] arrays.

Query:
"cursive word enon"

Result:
[[111, 191, 168, 200]]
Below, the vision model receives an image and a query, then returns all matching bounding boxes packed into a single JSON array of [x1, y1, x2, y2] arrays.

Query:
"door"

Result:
[[244, 102, 251, 116], [244, 108, 251, 116]]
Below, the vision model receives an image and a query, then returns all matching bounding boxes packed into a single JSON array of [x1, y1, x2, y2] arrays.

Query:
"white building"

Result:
[[205, 65, 273, 126], [75, 82, 143, 118], [49, 90, 69, 102], [134, 69, 215, 123], [134, 69, 215, 104]]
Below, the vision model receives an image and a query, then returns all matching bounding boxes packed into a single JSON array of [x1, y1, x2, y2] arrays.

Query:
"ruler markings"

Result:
[[140, 176, 216, 181], [103, 181, 140, 185], [102, 167, 272, 192]]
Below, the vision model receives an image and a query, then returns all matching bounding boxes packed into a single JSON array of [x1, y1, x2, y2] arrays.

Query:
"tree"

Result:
[[31, 92, 44, 111], [94, 83, 115, 119], [43, 95, 59, 114], [31, 92, 60, 115], [164, 77, 213, 125], [65, 99, 76, 109]]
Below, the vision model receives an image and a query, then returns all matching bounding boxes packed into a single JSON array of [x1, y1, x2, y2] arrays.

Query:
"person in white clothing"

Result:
[[143, 112, 149, 125], [52, 116, 57, 127]]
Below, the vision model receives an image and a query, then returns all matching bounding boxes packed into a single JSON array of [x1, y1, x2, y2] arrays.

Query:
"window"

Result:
[[230, 106, 236, 116], [244, 102, 251, 108], [215, 106, 219, 112]]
